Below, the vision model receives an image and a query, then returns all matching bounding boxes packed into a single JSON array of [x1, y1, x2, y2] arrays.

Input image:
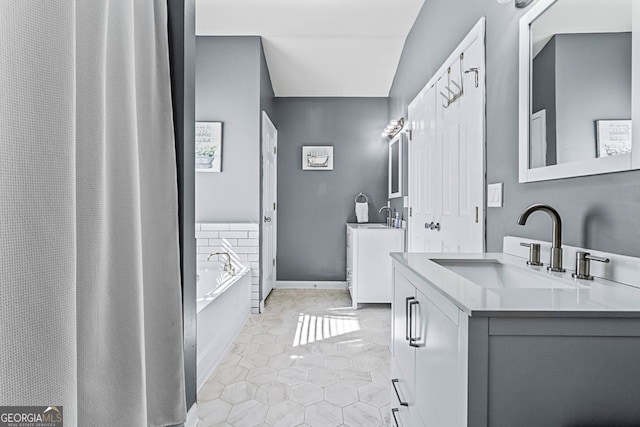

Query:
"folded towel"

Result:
[[355, 202, 369, 223]]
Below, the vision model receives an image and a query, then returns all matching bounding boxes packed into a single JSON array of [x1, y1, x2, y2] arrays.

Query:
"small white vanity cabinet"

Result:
[[346, 223, 404, 309], [391, 261, 468, 427]]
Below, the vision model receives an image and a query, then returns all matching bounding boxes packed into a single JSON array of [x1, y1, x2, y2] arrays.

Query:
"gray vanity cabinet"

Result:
[[391, 260, 640, 427]]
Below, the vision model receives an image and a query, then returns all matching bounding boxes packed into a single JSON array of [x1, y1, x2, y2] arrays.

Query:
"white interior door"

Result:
[[437, 38, 485, 253], [408, 27, 485, 254], [530, 109, 547, 169], [261, 112, 277, 307], [408, 85, 442, 252]]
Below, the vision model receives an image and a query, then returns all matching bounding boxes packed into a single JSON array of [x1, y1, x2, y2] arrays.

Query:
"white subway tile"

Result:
[[219, 231, 248, 239], [230, 246, 257, 254], [237, 239, 259, 247], [201, 223, 230, 231], [197, 246, 219, 254], [215, 238, 237, 247], [248, 231, 259, 239], [229, 223, 259, 231], [195, 231, 219, 239]]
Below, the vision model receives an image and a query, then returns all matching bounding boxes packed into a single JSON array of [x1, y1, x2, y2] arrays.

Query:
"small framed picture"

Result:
[[302, 146, 334, 171], [596, 120, 632, 158], [195, 122, 222, 172]]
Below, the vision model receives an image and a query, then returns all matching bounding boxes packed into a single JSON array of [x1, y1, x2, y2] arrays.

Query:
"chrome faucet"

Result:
[[516, 204, 565, 272], [378, 206, 392, 227], [207, 252, 236, 275]]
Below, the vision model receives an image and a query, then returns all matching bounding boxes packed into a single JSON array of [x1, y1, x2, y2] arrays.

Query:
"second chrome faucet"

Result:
[[517, 203, 565, 272]]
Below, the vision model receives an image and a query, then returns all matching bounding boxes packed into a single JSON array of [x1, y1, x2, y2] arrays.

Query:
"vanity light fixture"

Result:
[[381, 118, 405, 139], [497, 0, 533, 8]]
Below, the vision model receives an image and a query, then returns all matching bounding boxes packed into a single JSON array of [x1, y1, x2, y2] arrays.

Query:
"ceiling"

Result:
[[196, 0, 425, 97]]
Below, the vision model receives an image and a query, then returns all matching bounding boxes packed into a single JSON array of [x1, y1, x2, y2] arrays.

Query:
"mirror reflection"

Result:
[[529, 0, 632, 169], [388, 133, 403, 198]]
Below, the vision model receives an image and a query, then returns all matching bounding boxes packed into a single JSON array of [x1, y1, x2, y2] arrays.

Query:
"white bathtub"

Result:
[[196, 263, 251, 391]]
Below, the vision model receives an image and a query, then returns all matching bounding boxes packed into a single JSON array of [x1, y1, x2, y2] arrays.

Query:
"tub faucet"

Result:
[[378, 206, 392, 227], [207, 252, 236, 275], [517, 204, 565, 272]]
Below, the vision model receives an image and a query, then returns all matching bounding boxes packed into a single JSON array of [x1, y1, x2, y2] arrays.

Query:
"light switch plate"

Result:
[[488, 183, 503, 208]]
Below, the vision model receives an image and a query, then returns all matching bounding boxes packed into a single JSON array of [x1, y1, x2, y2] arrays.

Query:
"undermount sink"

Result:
[[433, 259, 588, 290]]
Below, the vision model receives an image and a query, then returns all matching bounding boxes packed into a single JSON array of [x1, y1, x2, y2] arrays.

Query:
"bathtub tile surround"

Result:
[[197, 289, 392, 426], [196, 222, 260, 313]]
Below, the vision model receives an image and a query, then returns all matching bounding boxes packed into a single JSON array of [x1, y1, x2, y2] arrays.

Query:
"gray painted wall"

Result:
[[195, 36, 262, 222], [389, 0, 640, 258], [274, 98, 389, 281]]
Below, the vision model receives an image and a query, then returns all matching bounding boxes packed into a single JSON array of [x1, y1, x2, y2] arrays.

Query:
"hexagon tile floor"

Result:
[[197, 289, 392, 427]]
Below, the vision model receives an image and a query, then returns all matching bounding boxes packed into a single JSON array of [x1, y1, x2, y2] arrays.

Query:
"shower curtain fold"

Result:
[[0, 1, 187, 426]]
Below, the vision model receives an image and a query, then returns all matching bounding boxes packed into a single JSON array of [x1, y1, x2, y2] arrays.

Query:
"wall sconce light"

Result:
[[497, 0, 533, 8], [381, 118, 405, 139]]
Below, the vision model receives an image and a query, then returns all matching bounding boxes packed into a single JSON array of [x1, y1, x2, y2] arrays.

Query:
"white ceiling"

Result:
[[196, 0, 425, 97]]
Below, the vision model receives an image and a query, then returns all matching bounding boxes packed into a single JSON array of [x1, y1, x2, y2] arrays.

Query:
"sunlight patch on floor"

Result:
[[293, 312, 360, 346]]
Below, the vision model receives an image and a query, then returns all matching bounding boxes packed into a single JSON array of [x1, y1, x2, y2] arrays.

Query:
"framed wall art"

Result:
[[302, 146, 333, 171], [195, 122, 222, 172]]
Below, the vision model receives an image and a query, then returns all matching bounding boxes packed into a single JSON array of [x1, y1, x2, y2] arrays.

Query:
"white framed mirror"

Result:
[[519, 0, 640, 182], [388, 133, 403, 198]]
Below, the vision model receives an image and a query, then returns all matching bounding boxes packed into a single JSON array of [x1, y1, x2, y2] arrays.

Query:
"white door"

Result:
[[261, 112, 277, 307], [530, 109, 547, 169], [439, 39, 484, 253], [408, 85, 442, 252], [408, 32, 485, 254]]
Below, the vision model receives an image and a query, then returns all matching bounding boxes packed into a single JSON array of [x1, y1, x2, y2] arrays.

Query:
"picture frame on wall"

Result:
[[302, 146, 334, 170], [195, 122, 222, 172], [596, 120, 632, 158]]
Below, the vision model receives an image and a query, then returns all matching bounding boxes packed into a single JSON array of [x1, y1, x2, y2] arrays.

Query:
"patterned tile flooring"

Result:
[[197, 289, 392, 427]]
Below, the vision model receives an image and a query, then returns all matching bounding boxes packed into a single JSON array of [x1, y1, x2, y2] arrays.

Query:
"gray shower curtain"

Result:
[[0, 1, 187, 425]]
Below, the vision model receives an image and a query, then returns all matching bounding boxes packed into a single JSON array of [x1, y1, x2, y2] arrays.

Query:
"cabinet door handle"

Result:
[[391, 408, 400, 427], [409, 300, 421, 348], [405, 296, 415, 341], [391, 379, 409, 407]]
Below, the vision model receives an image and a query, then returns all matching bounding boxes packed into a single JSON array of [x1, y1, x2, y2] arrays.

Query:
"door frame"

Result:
[[261, 111, 277, 311]]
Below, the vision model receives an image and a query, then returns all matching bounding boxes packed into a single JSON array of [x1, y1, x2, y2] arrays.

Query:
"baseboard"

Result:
[[185, 403, 199, 427], [276, 281, 347, 290]]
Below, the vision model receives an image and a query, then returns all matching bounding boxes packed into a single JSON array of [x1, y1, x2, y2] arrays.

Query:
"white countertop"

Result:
[[391, 252, 640, 317]]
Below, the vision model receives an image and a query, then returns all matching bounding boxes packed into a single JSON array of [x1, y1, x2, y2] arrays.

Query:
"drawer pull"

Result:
[[391, 379, 409, 407], [391, 408, 400, 427], [405, 296, 415, 341]]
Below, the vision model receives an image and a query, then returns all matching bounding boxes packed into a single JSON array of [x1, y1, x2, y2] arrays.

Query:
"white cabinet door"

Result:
[[392, 271, 416, 400], [413, 289, 463, 427]]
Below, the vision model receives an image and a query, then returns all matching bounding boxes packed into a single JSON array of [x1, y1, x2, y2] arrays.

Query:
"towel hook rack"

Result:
[[354, 192, 369, 203]]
